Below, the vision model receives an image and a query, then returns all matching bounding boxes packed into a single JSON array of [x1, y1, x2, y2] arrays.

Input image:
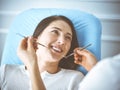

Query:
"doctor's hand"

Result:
[[17, 36, 38, 69], [74, 48, 97, 71]]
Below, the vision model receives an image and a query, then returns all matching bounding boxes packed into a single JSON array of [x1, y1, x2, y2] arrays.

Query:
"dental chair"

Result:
[[1, 8, 102, 75]]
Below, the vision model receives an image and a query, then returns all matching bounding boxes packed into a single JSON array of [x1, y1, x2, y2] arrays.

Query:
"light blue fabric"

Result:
[[1, 8, 102, 74]]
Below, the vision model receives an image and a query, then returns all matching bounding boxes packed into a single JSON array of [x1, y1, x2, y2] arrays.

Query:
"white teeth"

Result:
[[52, 46, 62, 52]]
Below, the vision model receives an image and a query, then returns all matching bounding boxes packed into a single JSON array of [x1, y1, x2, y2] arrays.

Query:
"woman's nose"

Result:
[[57, 37, 65, 45]]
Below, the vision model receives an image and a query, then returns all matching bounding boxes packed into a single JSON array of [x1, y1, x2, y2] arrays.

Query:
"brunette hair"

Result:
[[33, 15, 79, 70]]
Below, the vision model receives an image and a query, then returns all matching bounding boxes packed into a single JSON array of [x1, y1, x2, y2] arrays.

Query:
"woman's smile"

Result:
[[51, 46, 63, 53], [50, 44, 64, 57]]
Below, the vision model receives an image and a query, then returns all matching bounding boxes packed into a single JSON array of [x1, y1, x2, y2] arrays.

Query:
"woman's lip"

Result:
[[52, 46, 63, 53], [50, 45, 64, 53]]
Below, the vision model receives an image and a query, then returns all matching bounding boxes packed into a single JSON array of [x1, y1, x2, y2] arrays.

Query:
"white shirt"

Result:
[[79, 54, 120, 90], [0, 64, 84, 90]]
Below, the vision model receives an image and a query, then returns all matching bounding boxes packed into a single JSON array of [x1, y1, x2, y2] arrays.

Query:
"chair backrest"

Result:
[[1, 8, 102, 75]]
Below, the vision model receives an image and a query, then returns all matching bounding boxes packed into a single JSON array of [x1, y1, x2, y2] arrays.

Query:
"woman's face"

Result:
[[36, 20, 72, 62]]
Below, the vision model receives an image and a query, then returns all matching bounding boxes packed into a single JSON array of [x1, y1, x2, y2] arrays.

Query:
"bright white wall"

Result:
[[0, 0, 120, 63]]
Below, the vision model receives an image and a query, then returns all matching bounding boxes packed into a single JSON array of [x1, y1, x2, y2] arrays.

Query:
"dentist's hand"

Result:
[[17, 36, 38, 69], [17, 36, 46, 90], [74, 48, 97, 71]]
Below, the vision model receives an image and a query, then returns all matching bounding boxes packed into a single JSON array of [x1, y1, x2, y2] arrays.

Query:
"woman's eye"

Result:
[[65, 36, 72, 41], [51, 30, 59, 35]]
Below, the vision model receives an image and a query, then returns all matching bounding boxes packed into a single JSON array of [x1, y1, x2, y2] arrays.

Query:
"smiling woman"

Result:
[[32, 16, 79, 70], [0, 15, 97, 90]]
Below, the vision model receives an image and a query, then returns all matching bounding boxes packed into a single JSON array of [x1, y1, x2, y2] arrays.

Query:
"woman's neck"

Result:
[[38, 60, 61, 74]]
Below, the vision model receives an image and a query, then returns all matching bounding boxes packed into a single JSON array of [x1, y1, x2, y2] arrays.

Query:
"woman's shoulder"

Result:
[[1, 64, 24, 71], [0, 64, 26, 82], [0, 64, 25, 76]]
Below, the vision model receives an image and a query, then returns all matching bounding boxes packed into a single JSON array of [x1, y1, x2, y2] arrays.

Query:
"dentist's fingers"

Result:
[[27, 36, 34, 51], [27, 36, 39, 52], [73, 47, 97, 71], [18, 37, 28, 51]]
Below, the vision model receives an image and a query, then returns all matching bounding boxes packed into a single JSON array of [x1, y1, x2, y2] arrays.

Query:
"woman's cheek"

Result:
[[66, 43, 71, 53]]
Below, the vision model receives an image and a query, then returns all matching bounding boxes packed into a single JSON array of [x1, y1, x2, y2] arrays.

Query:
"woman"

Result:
[[0, 15, 97, 90]]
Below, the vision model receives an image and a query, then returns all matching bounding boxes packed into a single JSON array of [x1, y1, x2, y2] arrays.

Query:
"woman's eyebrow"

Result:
[[52, 27, 72, 36], [52, 27, 62, 31]]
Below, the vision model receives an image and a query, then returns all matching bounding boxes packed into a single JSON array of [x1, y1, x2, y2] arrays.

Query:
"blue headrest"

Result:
[[1, 8, 102, 74]]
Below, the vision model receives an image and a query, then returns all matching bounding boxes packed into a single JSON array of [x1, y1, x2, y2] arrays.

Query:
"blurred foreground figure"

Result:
[[79, 54, 120, 90]]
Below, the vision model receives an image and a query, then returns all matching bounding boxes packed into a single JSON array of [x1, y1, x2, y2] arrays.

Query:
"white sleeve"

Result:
[[0, 65, 6, 90], [79, 57, 120, 90]]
